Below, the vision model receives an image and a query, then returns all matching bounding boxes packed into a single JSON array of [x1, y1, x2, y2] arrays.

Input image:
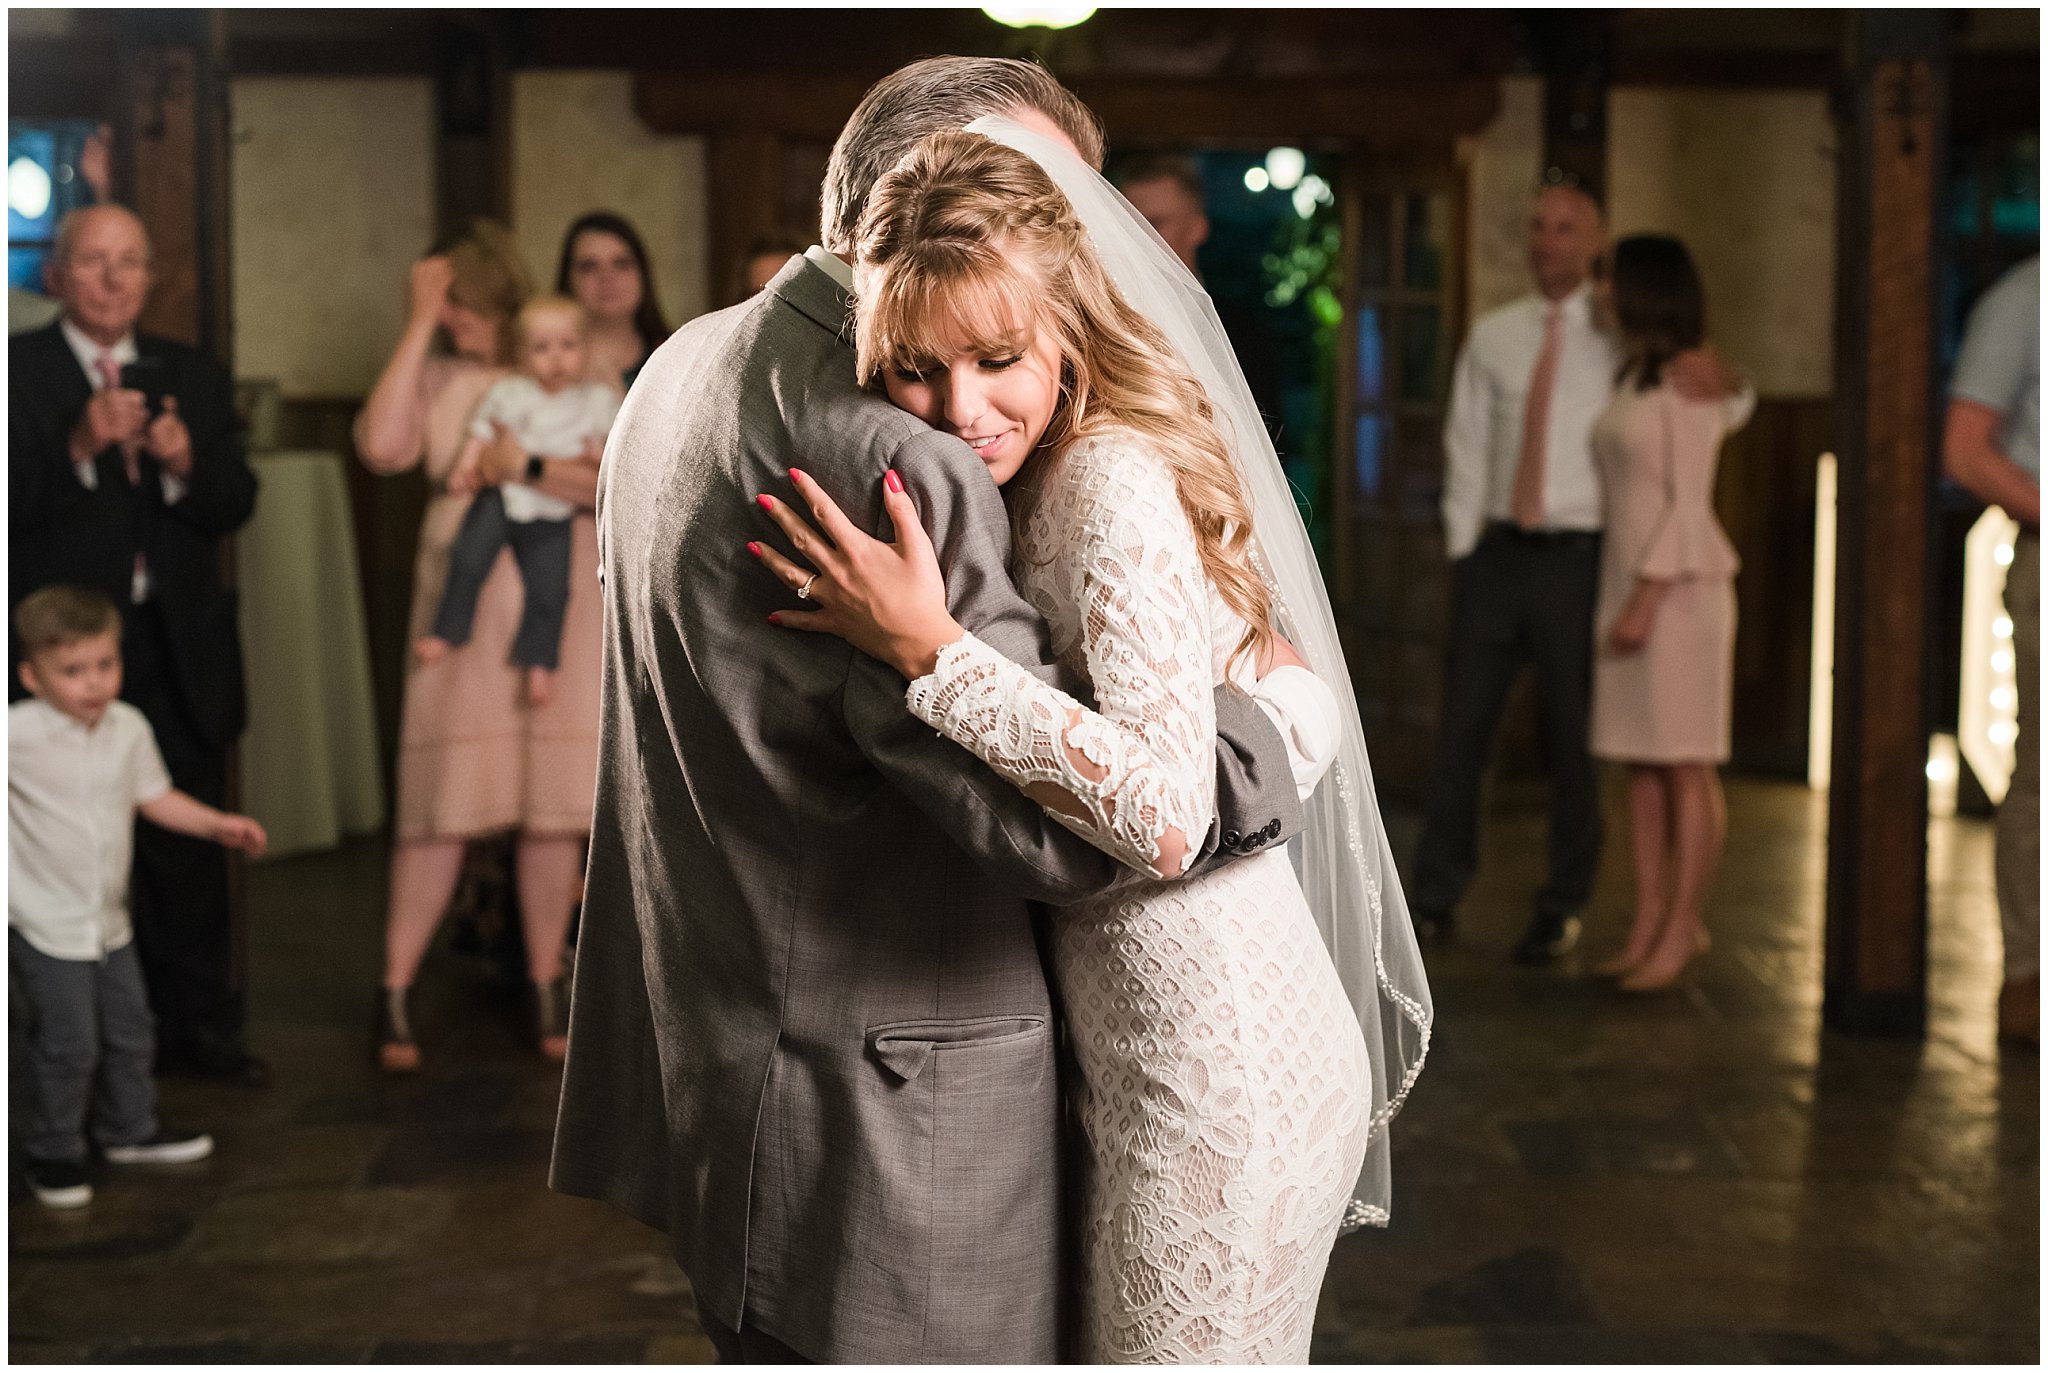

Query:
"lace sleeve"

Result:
[[904, 439, 1218, 879]]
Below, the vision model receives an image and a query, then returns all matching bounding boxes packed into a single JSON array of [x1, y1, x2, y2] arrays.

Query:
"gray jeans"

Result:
[[9, 931, 160, 1162], [2000, 532, 2039, 983]]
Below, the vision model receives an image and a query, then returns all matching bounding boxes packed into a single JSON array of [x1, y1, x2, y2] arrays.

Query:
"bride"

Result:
[[751, 122, 1431, 1363]]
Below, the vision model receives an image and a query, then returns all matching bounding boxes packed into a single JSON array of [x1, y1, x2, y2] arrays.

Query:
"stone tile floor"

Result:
[[9, 777, 2038, 1362]]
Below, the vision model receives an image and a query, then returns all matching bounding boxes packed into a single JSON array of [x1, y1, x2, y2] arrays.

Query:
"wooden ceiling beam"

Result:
[[635, 73, 1502, 149]]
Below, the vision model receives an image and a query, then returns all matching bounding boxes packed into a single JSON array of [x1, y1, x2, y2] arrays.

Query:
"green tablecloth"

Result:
[[236, 449, 385, 858]]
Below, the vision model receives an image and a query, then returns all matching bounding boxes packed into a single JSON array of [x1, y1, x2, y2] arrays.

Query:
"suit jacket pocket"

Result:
[[864, 1014, 1063, 1360], [866, 1014, 1047, 1083]]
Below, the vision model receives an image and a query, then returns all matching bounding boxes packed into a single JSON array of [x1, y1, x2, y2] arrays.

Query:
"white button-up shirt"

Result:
[[1439, 282, 1754, 560], [9, 698, 172, 961]]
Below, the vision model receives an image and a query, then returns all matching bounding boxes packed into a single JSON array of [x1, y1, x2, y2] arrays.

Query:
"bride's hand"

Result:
[[751, 467, 965, 680]]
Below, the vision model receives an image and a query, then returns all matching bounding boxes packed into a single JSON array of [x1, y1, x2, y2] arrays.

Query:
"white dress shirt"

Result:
[[804, 244, 854, 290], [9, 698, 173, 961], [1439, 283, 1755, 560]]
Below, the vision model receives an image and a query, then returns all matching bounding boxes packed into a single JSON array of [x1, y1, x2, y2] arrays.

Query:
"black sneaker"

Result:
[[25, 1157, 92, 1208], [1511, 912, 1582, 965], [102, 1128, 214, 1165]]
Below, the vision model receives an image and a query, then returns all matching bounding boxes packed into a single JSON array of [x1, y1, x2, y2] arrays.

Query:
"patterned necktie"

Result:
[[1512, 303, 1564, 531], [94, 352, 143, 484]]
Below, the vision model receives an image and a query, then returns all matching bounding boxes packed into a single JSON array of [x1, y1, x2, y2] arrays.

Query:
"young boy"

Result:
[[10, 586, 268, 1208], [416, 294, 621, 706]]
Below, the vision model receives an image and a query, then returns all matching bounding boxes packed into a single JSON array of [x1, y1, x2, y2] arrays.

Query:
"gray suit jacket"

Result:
[[549, 257, 1303, 1363]]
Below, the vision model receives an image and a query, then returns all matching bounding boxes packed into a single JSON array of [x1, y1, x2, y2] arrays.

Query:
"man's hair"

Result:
[[819, 57, 1103, 255], [1115, 154, 1204, 207], [50, 204, 151, 271], [15, 585, 120, 654], [1535, 170, 1605, 217]]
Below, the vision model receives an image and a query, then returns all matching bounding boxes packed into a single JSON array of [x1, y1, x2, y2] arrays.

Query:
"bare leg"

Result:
[[378, 837, 468, 1071], [415, 636, 451, 665], [515, 833, 583, 1059], [1595, 765, 1671, 976], [525, 665, 555, 708], [382, 838, 469, 989], [1622, 763, 1724, 991]]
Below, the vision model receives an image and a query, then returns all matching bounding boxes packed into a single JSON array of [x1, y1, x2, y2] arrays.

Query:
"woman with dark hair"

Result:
[[1587, 234, 1741, 992], [554, 211, 670, 389]]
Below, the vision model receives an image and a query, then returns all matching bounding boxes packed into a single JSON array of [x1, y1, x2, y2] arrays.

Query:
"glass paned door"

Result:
[[1332, 172, 1465, 802]]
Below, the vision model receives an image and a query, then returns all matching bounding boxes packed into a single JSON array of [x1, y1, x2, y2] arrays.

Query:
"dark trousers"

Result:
[[10, 932, 160, 1162], [122, 601, 242, 1062], [1413, 525, 1605, 921], [694, 1293, 814, 1364], [431, 489, 574, 670]]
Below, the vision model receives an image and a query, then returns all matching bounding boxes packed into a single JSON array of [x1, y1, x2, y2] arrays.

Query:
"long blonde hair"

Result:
[[852, 131, 1273, 671]]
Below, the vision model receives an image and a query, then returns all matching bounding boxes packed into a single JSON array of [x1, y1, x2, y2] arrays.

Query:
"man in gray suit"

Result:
[[550, 58, 1309, 1363]]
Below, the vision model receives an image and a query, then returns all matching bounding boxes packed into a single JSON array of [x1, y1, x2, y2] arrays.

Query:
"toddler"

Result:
[[417, 294, 621, 705], [10, 586, 267, 1209]]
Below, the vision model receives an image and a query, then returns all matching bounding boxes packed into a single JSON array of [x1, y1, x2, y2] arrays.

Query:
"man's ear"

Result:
[[18, 661, 39, 697]]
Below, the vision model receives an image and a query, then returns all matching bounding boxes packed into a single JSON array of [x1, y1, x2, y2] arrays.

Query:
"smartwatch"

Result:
[[524, 455, 546, 483]]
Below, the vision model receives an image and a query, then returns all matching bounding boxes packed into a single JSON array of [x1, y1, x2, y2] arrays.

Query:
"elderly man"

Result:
[[9, 205, 262, 1084]]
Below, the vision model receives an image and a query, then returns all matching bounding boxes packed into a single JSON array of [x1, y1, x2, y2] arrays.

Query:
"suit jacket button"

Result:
[[1222, 829, 1241, 849], [1266, 818, 1282, 840]]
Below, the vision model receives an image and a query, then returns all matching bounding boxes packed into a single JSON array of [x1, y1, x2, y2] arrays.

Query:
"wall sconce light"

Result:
[[1960, 505, 2022, 803], [983, 4, 1097, 29]]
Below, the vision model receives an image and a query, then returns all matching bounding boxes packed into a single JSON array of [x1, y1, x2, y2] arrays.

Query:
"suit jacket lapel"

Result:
[[31, 322, 94, 420]]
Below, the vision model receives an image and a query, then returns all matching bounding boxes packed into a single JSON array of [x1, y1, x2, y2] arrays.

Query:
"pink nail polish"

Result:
[[787, 467, 802, 483], [746, 542, 762, 557], [756, 494, 774, 511], [767, 612, 782, 626], [885, 469, 903, 494]]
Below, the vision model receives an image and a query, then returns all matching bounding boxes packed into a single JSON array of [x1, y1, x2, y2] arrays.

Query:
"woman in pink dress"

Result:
[[1587, 235, 1740, 992], [353, 221, 604, 1068]]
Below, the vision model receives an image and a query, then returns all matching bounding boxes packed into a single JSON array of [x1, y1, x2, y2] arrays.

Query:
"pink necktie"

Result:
[[95, 353, 142, 484], [1512, 304, 1563, 530]]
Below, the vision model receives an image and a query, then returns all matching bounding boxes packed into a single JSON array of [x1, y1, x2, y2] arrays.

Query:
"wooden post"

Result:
[[121, 14, 228, 353], [1825, 11, 1948, 1034], [433, 18, 511, 235], [1530, 11, 1610, 194], [706, 132, 785, 309]]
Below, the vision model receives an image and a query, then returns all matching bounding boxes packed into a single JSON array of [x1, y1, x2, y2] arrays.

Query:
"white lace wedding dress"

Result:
[[906, 429, 1371, 1363]]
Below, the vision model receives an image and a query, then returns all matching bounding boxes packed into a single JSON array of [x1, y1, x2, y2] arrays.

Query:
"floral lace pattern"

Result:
[[905, 431, 1369, 1362]]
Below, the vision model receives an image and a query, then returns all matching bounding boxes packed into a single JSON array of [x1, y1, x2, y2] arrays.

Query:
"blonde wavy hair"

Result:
[[852, 131, 1274, 671]]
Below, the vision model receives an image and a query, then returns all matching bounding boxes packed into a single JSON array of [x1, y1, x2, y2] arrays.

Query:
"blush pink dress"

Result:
[[363, 356, 602, 840], [1589, 381, 1741, 765]]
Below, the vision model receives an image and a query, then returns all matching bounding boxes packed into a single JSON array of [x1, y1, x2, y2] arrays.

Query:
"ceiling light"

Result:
[[984, 3, 1097, 29]]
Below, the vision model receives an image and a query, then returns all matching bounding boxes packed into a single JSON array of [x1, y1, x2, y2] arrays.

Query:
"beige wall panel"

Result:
[[511, 70, 708, 334], [1608, 88, 1836, 398], [230, 77, 435, 398], [1461, 76, 1544, 324]]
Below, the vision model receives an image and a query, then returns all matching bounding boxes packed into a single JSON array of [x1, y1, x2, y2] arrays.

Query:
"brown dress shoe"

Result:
[[1998, 975, 2039, 1047]]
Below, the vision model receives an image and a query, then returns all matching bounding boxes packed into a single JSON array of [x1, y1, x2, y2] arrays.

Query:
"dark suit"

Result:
[[9, 321, 258, 1063]]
